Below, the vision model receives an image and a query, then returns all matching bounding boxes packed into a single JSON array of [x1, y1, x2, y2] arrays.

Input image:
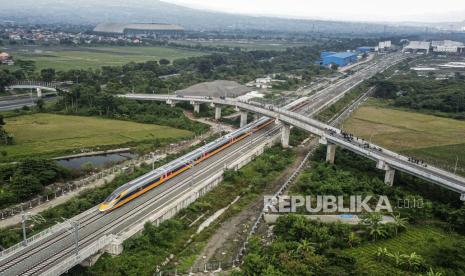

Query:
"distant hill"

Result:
[[0, 0, 426, 34]]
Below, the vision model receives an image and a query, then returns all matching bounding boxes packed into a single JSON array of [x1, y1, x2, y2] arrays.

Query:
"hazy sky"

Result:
[[164, 0, 465, 22]]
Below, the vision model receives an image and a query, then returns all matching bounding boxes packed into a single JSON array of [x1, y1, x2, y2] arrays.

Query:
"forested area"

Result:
[[0, 159, 71, 208], [0, 115, 13, 146], [238, 147, 465, 275], [370, 72, 465, 119]]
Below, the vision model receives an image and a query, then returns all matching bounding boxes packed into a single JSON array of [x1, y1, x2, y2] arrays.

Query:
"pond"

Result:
[[57, 152, 138, 170]]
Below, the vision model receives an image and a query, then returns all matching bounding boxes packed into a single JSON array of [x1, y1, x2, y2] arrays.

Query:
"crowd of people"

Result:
[[408, 156, 428, 167]]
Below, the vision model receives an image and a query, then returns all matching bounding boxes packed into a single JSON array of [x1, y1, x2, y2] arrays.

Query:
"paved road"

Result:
[[0, 53, 404, 275], [0, 94, 56, 111]]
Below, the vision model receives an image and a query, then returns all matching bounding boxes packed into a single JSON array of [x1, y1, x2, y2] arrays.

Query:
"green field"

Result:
[[7, 46, 206, 71], [172, 40, 309, 51], [0, 113, 192, 159], [345, 225, 456, 275], [344, 99, 465, 174]]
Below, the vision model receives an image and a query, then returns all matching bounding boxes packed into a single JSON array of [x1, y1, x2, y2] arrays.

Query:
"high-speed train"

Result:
[[98, 116, 274, 212]]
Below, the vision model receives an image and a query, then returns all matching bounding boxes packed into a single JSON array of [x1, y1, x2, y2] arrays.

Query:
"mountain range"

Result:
[[0, 0, 446, 34]]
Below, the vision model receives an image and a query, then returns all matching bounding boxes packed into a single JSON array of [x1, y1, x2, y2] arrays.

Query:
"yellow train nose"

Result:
[[99, 203, 110, 212]]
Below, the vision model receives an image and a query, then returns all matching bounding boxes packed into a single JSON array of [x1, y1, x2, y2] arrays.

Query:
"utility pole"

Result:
[[21, 213, 29, 246], [152, 152, 156, 171], [71, 221, 79, 256]]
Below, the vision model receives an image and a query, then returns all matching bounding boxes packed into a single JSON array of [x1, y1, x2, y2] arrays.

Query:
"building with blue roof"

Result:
[[320, 52, 358, 67], [356, 46, 375, 53]]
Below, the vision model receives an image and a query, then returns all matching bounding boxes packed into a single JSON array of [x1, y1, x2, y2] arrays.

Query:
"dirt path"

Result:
[[191, 144, 312, 269], [183, 111, 236, 133]]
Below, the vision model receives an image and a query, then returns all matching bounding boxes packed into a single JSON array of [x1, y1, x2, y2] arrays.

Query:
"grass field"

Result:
[[344, 99, 465, 173], [6, 46, 206, 71], [0, 113, 192, 159], [345, 225, 455, 275], [172, 40, 309, 51]]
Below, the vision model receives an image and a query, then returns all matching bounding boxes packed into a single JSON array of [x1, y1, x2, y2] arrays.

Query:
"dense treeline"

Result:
[[0, 137, 218, 248], [52, 90, 208, 135], [0, 115, 13, 146], [370, 72, 465, 119], [238, 147, 465, 275], [0, 158, 71, 208]]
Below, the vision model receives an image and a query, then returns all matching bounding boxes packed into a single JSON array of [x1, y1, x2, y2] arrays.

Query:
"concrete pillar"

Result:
[[460, 193, 465, 201], [240, 111, 248, 127], [281, 124, 290, 148], [215, 106, 222, 120], [166, 99, 176, 107], [384, 168, 395, 186], [36, 88, 42, 98], [105, 237, 123, 256], [193, 103, 200, 113], [326, 144, 336, 164]]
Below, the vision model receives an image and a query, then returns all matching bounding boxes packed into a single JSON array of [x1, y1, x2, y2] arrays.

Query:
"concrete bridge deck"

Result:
[[121, 93, 465, 197]]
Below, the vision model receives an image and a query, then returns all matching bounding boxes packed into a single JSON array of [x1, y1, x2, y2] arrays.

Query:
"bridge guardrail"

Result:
[[0, 206, 98, 261], [41, 235, 112, 276]]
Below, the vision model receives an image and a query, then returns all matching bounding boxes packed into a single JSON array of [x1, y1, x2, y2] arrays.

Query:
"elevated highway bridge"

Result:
[[121, 93, 465, 197], [1, 53, 435, 275]]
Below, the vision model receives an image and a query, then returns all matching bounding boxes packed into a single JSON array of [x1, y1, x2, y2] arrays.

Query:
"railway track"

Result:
[[1, 125, 280, 276], [0, 53, 405, 276]]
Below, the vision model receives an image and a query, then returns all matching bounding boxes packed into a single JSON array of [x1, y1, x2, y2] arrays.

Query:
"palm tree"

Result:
[[295, 239, 315, 256], [404, 252, 425, 272], [369, 224, 388, 241], [347, 232, 356, 248], [362, 212, 388, 241], [375, 247, 389, 261], [393, 214, 408, 235]]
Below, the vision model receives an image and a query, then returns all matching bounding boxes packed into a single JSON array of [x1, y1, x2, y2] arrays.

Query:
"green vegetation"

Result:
[[0, 113, 192, 160], [315, 82, 371, 123], [8, 46, 206, 71], [239, 147, 465, 275], [370, 71, 465, 120], [346, 225, 465, 275], [0, 136, 224, 248], [171, 40, 308, 51], [0, 114, 13, 146], [344, 99, 465, 174], [0, 158, 70, 209], [68, 146, 295, 275]]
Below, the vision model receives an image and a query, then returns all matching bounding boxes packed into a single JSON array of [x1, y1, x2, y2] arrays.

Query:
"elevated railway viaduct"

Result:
[[122, 94, 465, 198]]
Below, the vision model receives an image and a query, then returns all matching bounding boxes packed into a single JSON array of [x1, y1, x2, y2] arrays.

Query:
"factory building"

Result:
[[378, 41, 392, 52], [356, 46, 375, 53], [403, 41, 431, 54], [320, 52, 358, 67], [432, 40, 465, 54], [93, 23, 184, 38]]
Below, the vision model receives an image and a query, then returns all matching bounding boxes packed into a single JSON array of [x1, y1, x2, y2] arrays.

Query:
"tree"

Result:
[[361, 212, 387, 241], [159, 58, 170, 65], [0, 115, 4, 125], [35, 98, 45, 111], [392, 214, 408, 235], [9, 174, 43, 200], [40, 68, 56, 82], [399, 252, 425, 272], [197, 59, 213, 74], [373, 80, 398, 99]]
